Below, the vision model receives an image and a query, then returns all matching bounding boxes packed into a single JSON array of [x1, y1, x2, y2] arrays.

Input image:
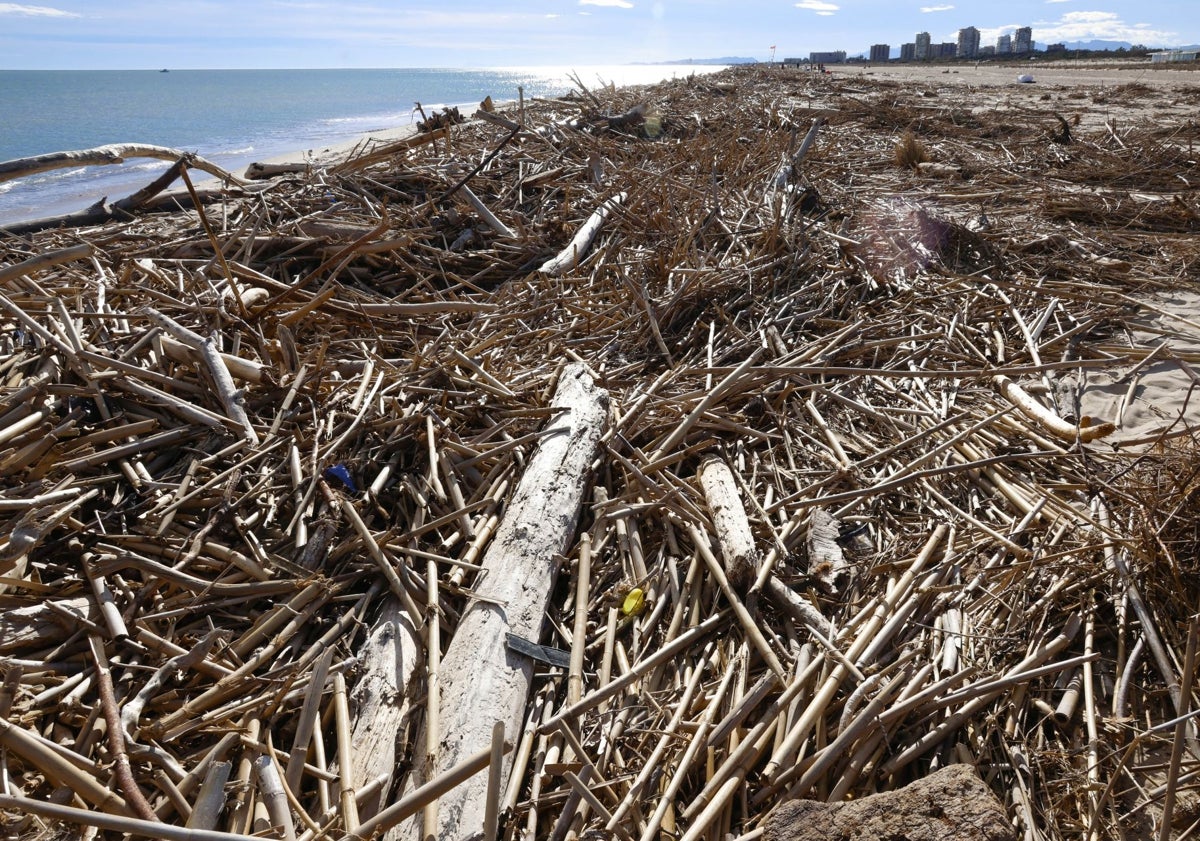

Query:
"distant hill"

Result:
[[643, 57, 758, 65], [1050, 40, 1200, 53], [1056, 39, 1171, 52], [1059, 39, 1129, 51]]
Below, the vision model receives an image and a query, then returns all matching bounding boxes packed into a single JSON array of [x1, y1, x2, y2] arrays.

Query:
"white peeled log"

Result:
[[993, 374, 1115, 442], [697, 457, 760, 592], [460, 184, 517, 239], [198, 337, 259, 445], [538, 193, 626, 276], [698, 458, 835, 639], [159, 335, 265, 384], [0, 143, 250, 186], [762, 578, 835, 638], [348, 597, 423, 829], [398, 363, 609, 841]]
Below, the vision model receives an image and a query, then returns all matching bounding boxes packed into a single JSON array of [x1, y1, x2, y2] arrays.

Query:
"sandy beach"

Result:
[[828, 55, 1200, 86], [785, 58, 1200, 446], [4, 61, 1200, 841]]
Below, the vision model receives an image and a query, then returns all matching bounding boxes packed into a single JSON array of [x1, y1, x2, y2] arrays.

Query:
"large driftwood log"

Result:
[[348, 597, 422, 827], [0, 597, 90, 654], [0, 174, 234, 236], [399, 363, 608, 840], [0, 143, 248, 186], [765, 764, 1014, 841], [244, 161, 310, 180]]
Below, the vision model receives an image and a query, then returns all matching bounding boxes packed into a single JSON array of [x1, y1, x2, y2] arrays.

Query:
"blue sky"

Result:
[[0, 1, 1193, 69]]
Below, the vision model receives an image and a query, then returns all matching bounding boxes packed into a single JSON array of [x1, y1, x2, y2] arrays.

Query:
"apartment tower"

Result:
[[957, 26, 981, 58], [1014, 26, 1033, 53], [915, 31, 931, 60]]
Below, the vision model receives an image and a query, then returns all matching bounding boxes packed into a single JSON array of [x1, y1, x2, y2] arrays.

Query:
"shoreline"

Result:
[[134, 102, 505, 218], [0, 116, 431, 228], [8, 56, 1186, 227], [0, 64, 728, 227]]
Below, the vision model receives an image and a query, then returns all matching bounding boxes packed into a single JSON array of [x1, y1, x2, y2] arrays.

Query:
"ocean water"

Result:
[[0, 65, 724, 225]]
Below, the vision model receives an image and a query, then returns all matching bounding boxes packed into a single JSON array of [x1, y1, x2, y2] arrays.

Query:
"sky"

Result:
[[0, 1, 1195, 69]]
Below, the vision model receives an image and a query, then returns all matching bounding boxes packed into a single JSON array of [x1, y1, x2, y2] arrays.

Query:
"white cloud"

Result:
[[795, 0, 838, 12], [979, 11, 1177, 46], [1055, 10, 1114, 22], [580, 0, 633, 7], [921, 4, 954, 11], [1033, 10, 1177, 44], [0, 3, 79, 16]]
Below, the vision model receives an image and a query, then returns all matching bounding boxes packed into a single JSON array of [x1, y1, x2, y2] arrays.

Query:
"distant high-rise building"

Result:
[[936, 42, 957, 58], [980, 45, 996, 57], [901, 42, 916, 61], [915, 31, 931, 60], [957, 26, 981, 58], [997, 34, 1012, 54], [870, 44, 890, 62], [809, 51, 847, 64], [1014, 26, 1033, 53]]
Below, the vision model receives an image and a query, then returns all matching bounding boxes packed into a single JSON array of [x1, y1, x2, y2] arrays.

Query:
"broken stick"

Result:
[[538, 193, 626, 276]]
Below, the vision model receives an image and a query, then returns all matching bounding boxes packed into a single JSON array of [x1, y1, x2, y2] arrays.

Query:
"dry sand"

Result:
[[815, 59, 1200, 448], [830, 57, 1198, 89], [1057, 291, 1200, 446]]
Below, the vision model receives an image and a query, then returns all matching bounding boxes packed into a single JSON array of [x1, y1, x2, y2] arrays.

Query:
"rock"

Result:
[[765, 764, 1015, 841]]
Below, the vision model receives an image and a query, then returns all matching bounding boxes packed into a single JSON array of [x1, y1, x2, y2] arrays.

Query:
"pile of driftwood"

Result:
[[1, 64, 1199, 841]]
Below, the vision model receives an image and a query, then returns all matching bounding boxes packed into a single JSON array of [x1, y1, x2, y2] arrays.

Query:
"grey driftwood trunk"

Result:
[[400, 362, 609, 840]]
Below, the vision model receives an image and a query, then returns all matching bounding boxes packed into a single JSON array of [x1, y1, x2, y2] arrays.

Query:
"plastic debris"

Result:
[[323, 463, 358, 494]]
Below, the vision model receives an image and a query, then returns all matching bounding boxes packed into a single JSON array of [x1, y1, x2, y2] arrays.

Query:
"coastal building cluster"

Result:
[[878, 25, 1037, 62], [800, 24, 1041, 64]]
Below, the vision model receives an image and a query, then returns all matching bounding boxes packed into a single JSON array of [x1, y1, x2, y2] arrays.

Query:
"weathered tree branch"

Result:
[[0, 143, 248, 186]]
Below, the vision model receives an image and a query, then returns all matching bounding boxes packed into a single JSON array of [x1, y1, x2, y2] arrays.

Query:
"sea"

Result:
[[0, 65, 725, 226]]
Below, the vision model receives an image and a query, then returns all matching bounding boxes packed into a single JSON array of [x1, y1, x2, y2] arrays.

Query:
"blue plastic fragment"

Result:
[[324, 464, 358, 494]]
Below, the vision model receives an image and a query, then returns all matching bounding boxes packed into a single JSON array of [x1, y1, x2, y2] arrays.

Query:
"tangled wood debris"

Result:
[[2, 64, 1200, 840]]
